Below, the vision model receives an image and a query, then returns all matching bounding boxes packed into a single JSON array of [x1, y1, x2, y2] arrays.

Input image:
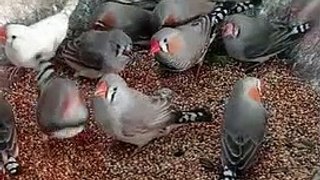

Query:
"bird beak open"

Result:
[[150, 39, 160, 56], [0, 26, 7, 44], [222, 23, 238, 38], [94, 80, 108, 98]]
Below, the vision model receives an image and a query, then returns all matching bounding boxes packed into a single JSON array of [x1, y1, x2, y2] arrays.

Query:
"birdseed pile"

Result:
[[3, 51, 320, 180]]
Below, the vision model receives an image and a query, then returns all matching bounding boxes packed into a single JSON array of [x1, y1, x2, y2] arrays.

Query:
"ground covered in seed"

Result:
[[3, 51, 320, 180]]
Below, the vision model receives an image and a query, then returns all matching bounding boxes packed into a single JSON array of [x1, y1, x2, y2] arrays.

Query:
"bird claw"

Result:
[[154, 88, 174, 100], [244, 62, 264, 73], [199, 158, 215, 171], [129, 146, 144, 158]]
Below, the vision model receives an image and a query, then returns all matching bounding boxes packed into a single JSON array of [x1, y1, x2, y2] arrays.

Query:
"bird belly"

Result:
[[5, 48, 37, 68], [51, 125, 85, 139], [118, 130, 161, 147]]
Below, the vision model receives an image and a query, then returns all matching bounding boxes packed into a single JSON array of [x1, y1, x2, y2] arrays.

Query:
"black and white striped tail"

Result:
[[290, 22, 312, 35], [221, 166, 237, 180], [209, 0, 260, 25], [59, 38, 80, 64], [36, 61, 55, 89], [230, 0, 262, 14], [4, 156, 19, 175], [173, 108, 212, 124]]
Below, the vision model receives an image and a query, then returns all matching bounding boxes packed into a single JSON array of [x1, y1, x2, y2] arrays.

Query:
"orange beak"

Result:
[[0, 26, 7, 44], [94, 81, 108, 98], [150, 39, 160, 56]]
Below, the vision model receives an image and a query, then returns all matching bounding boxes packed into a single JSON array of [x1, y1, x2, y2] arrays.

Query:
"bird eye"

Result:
[[163, 38, 168, 43], [11, 35, 16, 39], [116, 44, 124, 57]]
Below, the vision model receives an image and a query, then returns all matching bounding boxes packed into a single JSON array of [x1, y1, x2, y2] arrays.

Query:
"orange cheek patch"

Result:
[[168, 36, 183, 55], [98, 12, 117, 30], [248, 87, 261, 102], [61, 91, 81, 119], [164, 15, 177, 26]]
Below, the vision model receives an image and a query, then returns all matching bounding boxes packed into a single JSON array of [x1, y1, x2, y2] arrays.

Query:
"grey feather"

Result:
[[59, 29, 133, 79], [221, 77, 267, 178], [90, 2, 154, 43], [92, 73, 212, 147], [36, 61, 88, 139], [223, 14, 312, 62]]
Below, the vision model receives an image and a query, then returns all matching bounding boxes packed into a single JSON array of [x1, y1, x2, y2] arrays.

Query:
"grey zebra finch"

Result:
[[0, 91, 19, 176], [92, 73, 213, 149], [35, 60, 88, 139]]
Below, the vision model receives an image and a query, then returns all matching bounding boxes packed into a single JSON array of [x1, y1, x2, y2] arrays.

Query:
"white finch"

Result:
[[150, 1, 258, 76], [35, 60, 88, 139], [221, 77, 267, 180], [92, 73, 213, 148], [90, 1, 154, 45], [58, 29, 133, 79], [0, 92, 19, 175], [0, 0, 79, 69]]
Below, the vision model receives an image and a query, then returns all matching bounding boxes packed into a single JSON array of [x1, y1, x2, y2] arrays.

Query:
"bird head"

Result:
[[221, 22, 240, 39], [241, 77, 263, 102], [108, 30, 133, 58], [150, 28, 183, 57], [94, 73, 127, 105], [0, 24, 30, 46]]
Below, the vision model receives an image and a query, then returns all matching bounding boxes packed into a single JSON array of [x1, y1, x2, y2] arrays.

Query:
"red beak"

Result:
[[150, 39, 160, 56], [0, 26, 7, 44], [94, 81, 108, 98]]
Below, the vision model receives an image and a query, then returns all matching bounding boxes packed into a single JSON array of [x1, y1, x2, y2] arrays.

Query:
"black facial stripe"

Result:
[[110, 87, 118, 102]]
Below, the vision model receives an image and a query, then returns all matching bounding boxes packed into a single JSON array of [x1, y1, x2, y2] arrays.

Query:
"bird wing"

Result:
[[243, 21, 299, 60], [120, 88, 172, 137], [60, 34, 109, 71], [175, 15, 213, 68], [222, 98, 267, 170]]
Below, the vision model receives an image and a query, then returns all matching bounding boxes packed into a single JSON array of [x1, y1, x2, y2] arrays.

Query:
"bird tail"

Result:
[[230, 0, 262, 14], [36, 61, 55, 89], [4, 156, 19, 175], [61, 0, 79, 17], [58, 38, 80, 64], [220, 165, 237, 180], [209, 0, 260, 25], [172, 108, 213, 124], [289, 22, 312, 36]]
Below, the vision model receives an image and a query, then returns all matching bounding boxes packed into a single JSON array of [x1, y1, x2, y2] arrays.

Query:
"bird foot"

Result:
[[244, 62, 264, 73], [129, 146, 144, 158], [199, 158, 215, 171], [40, 134, 50, 142], [154, 88, 174, 100]]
